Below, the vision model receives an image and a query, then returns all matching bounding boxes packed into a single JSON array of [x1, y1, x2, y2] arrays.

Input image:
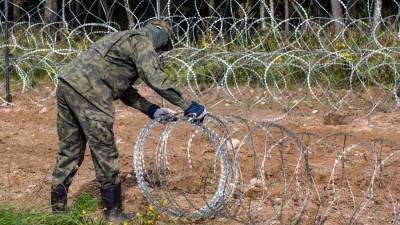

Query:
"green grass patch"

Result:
[[0, 192, 100, 225], [0, 193, 182, 225]]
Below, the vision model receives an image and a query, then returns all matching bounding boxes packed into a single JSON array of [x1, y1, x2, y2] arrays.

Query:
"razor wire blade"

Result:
[[0, 0, 399, 114], [133, 114, 400, 224]]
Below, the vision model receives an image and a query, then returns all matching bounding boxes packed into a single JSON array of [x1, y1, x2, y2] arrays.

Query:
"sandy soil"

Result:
[[1, 85, 400, 224]]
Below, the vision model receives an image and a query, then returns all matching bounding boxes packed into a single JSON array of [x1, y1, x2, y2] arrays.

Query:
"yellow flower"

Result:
[[147, 220, 154, 225], [160, 199, 168, 205], [81, 209, 87, 215], [156, 214, 161, 220], [135, 212, 142, 219], [122, 221, 129, 225], [340, 51, 355, 62], [200, 36, 209, 48], [147, 205, 154, 212], [108, 221, 113, 225], [335, 41, 346, 50], [207, 28, 214, 40]]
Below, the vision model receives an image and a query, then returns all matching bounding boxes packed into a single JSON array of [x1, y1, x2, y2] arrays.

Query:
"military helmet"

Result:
[[144, 19, 174, 51]]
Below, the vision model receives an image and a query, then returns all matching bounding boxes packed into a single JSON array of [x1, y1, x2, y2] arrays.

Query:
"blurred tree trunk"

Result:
[[330, 0, 343, 31], [290, 0, 305, 21], [208, 0, 215, 16], [347, 0, 358, 19], [269, 0, 274, 22], [284, 0, 289, 38], [226, 0, 233, 33], [372, 0, 382, 29], [310, 0, 320, 18], [12, 0, 22, 22], [217, 0, 229, 18], [260, 0, 266, 30], [44, 0, 58, 24], [394, 6, 400, 30], [215, 0, 230, 30], [124, 0, 134, 29], [74, 0, 82, 26], [158, 0, 168, 17], [62, 0, 66, 27]]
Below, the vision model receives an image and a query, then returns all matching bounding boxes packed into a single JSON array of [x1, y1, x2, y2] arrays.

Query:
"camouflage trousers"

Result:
[[51, 80, 120, 190]]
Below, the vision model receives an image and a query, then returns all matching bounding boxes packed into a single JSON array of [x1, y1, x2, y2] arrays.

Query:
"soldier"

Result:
[[50, 19, 206, 221]]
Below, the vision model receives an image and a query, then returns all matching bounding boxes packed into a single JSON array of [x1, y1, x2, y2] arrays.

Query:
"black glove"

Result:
[[184, 101, 206, 124]]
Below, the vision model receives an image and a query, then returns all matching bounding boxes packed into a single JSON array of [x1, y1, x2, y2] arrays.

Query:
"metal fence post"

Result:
[[3, 0, 12, 103], [156, 0, 160, 19]]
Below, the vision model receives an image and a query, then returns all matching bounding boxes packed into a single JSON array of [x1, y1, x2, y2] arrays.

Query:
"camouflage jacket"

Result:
[[57, 28, 190, 117]]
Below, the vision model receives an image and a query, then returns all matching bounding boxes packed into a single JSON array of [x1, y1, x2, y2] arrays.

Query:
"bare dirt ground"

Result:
[[1, 84, 400, 224]]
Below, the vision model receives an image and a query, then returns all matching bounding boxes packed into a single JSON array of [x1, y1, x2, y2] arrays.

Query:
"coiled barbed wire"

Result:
[[0, 0, 399, 114], [133, 114, 400, 224], [134, 115, 238, 218], [1, 1, 400, 223]]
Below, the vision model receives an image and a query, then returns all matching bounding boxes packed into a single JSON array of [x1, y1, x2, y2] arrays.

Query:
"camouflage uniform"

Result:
[[51, 27, 190, 192]]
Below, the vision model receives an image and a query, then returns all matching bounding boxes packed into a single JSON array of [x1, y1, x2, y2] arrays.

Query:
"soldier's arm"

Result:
[[132, 38, 191, 110], [120, 86, 154, 114]]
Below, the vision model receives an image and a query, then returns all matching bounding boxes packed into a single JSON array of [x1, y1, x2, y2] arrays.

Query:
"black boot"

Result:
[[100, 183, 133, 223], [51, 185, 68, 213]]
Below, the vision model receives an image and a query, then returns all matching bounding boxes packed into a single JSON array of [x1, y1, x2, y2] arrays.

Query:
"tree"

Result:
[[73, 0, 83, 26], [260, 0, 266, 30], [157, 0, 169, 17], [210, 0, 231, 32], [309, 0, 320, 18], [284, 0, 289, 38], [44, 0, 58, 24], [269, 0, 275, 27], [330, 0, 343, 31], [12, 0, 22, 22], [347, 0, 358, 19], [372, 0, 382, 29], [260, 0, 275, 30], [395, 4, 400, 30], [290, 0, 305, 22], [124, 0, 134, 29], [208, 0, 215, 17], [216, 0, 230, 18]]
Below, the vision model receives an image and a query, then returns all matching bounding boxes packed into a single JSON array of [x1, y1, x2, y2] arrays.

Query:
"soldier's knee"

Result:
[[97, 174, 121, 189]]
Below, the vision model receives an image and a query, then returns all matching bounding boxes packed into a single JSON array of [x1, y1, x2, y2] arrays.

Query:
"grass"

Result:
[[0, 192, 101, 225], [1, 22, 400, 94], [0, 193, 175, 225]]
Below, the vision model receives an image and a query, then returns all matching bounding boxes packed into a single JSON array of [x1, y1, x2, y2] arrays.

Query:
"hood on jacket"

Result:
[[144, 23, 173, 52]]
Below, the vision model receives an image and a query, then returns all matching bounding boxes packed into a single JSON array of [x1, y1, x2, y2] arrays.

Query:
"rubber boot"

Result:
[[100, 183, 133, 223], [51, 185, 68, 213]]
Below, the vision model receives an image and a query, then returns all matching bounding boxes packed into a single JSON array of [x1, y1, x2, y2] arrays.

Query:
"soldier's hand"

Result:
[[148, 104, 178, 124], [184, 101, 206, 124]]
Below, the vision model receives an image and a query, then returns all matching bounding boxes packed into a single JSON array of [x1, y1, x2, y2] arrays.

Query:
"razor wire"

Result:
[[0, 0, 399, 114], [1, 1, 400, 224], [133, 114, 400, 224]]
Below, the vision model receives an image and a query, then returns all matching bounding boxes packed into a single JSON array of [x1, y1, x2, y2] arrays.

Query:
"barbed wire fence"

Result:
[[134, 114, 400, 224], [1, 0, 400, 224], [0, 0, 399, 113]]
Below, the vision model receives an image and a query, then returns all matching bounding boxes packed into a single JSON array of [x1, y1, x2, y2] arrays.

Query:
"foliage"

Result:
[[0, 192, 98, 225], [0, 193, 179, 225], [1, 20, 400, 92]]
